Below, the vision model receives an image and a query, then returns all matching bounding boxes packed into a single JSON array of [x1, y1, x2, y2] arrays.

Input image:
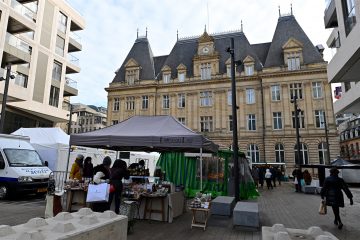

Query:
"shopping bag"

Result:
[[294, 178, 298, 185], [86, 183, 110, 203], [109, 184, 115, 193], [319, 200, 327, 215], [300, 179, 305, 186]]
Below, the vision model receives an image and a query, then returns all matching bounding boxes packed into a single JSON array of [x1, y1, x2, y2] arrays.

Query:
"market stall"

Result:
[[69, 116, 218, 221]]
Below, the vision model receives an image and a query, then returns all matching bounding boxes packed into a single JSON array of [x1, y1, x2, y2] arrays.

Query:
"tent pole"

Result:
[[64, 145, 71, 180], [200, 148, 203, 191]]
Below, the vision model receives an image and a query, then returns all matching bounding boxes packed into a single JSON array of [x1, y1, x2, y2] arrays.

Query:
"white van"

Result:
[[0, 134, 51, 199]]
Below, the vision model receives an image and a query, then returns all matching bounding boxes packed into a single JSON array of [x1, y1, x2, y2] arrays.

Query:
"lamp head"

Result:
[[10, 75, 15, 79]]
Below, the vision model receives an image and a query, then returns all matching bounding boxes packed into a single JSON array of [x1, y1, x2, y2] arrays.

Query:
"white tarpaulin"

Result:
[[11, 128, 116, 171]]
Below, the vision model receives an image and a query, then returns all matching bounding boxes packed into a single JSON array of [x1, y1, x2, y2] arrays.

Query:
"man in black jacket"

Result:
[[321, 167, 353, 230]]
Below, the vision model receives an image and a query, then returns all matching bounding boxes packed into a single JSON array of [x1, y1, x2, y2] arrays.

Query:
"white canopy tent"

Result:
[[11, 128, 116, 172]]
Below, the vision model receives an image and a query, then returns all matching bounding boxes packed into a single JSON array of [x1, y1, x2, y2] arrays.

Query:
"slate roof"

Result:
[[113, 37, 155, 83], [264, 15, 324, 68], [112, 15, 324, 83]]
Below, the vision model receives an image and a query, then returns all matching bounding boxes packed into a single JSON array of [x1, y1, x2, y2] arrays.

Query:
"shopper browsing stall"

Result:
[[109, 159, 130, 214], [92, 156, 112, 212], [69, 154, 84, 180]]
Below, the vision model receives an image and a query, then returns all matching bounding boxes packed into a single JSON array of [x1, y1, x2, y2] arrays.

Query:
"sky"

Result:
[[68, 0, 332, 108]]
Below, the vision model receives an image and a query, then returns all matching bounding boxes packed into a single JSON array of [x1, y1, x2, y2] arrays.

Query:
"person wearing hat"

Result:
[[321, 167, 354, 230], [69, 154, 84, 180]]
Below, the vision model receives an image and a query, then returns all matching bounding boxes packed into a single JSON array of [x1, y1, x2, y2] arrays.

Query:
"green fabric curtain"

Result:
[[156, 150, 259, 200]]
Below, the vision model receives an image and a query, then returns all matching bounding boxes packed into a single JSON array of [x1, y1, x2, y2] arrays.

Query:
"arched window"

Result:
[[318, 142, 328, 165], [294, 143, 308, 165], [247, 144, 260, 163], [275, 143, 285, 163]]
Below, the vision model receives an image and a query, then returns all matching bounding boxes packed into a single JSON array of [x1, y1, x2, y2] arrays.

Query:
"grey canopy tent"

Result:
[[70, 116, 218, 189], [69, 115, 218, 153]]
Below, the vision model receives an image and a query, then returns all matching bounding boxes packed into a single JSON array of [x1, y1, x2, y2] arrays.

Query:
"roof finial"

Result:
[[291, 3, 293, 15], [137, 28, 139, 39], [177, 29, 179, 41], [204, 24, 207, 32], [146, 27, 148, 37], [278, 5, 281, 17], [241, 20, 243, 32]]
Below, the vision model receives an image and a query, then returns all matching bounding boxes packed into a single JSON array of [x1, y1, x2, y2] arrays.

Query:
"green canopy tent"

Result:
[[157, 149, 259, 200]]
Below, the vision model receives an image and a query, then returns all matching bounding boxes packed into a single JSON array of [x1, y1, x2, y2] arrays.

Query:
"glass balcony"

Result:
[[325, 0, 332, 10], [65, 77, 77, 88], [70, 31, 81, 43], [11, 0, 37, 22], [5, 32, 32, 54], [55, 46, 64, 57], [67, 53, 79, 67]]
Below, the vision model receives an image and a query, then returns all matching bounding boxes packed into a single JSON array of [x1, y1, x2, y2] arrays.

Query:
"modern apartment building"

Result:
[[106, 14, 338, 172], [0, 0, 84, 133], [324, 0, 360, 115], [70, 103, 107, 134]]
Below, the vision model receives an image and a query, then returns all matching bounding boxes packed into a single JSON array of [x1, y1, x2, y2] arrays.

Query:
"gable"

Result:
[[125, 58, 140, 68], [282, 37, 303, 50]]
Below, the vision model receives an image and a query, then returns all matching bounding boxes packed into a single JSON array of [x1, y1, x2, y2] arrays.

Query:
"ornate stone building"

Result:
[[106, 14, 339, 172]]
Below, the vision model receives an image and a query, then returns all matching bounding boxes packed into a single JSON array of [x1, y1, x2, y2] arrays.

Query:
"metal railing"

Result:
[[11, 0, 37, 22], [67, 53, 79, 67], [5, 32, 32, 54], [65, 76, 77, 88]]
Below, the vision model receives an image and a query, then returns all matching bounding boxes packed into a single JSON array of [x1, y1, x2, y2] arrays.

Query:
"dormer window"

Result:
[[282, 38, 303, 71], [245, 65, 254, 76], [178, 72, 185, 82], [200, 63, 211, 80], [226, 65, 231, 77], [126, 70, 136, 85], [163, 73, 171, 83], [287, 53, 301, 71]]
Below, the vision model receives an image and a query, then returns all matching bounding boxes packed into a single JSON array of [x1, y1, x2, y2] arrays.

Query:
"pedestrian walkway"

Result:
[[129, 183, 359, 240]]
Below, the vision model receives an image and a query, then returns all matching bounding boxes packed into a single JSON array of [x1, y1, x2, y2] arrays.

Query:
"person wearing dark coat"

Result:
[[92, 156, 112, 212], [83, 157, 94, 179], [270, 167, 277, 187], [258, 168, 265, 188], [109, 159, 130, 214], [292, 168, 303, 192], [321, 167, 353, 230]]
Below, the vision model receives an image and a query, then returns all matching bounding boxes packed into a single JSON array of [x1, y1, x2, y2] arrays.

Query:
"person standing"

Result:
[[69, 154, 84, 180], [270, 167, 277, 187], [258, 168, 265, 189], [321, 167, 353, 230], [276, 168, 283, 186], [109, 159, 130, 214], [83, 157, 94, 179], [292, 167, 303, 192], [265, 169, 273, 190], [303, 169, 312, 185], [92, 156, 112, 212]]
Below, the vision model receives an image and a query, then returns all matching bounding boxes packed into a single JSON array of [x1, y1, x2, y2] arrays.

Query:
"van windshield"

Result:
[[4, 149, 44, 167]]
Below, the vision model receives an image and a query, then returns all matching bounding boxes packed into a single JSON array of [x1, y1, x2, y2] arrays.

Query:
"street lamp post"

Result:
[[65, 103, 73, 180], [0, 64, 15, 134], [227, 38, 240, 202], [323, 111, 331, 165]]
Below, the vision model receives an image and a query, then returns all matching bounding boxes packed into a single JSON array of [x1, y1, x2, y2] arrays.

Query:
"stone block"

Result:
[[6, 208, 128, 240], [211, 196, 236, 216], [262, 224, 339, 240], [233, 201, 259, 228]]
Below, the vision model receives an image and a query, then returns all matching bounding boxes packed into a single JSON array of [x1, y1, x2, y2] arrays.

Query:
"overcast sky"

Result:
[[68, 0, 331, 107]]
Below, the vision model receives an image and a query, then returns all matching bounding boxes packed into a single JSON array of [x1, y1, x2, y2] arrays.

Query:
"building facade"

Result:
[[106, 14, 338, 172], [339, 116, 360, 161], [325, 0, 360, 115], [70, 103, 107, 134], [0, 0, 84, 133]]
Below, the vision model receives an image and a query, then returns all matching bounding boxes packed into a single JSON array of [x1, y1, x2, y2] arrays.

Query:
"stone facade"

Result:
[[106, 15, 339, 173]]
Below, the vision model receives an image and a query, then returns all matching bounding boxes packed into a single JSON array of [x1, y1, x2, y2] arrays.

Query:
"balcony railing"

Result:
[[55, 46, 64, 57], [65, 77, 77, 88], [70, 31, 81, 43], [5, 32, 32, 54], [11, 0, 37, 22], [67, 53, 79, 67]]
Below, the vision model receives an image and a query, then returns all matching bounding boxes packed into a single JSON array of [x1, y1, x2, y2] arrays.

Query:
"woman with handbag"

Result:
[[109, 159, 130, 214], [320, 167, 354, 229], [92, 156, 112, 212]]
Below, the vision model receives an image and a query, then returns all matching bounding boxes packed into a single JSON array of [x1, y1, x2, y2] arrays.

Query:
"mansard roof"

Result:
[[112, 37, 155, 83], [112, 15, 324, 84], [264, 15, 324, 67]]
